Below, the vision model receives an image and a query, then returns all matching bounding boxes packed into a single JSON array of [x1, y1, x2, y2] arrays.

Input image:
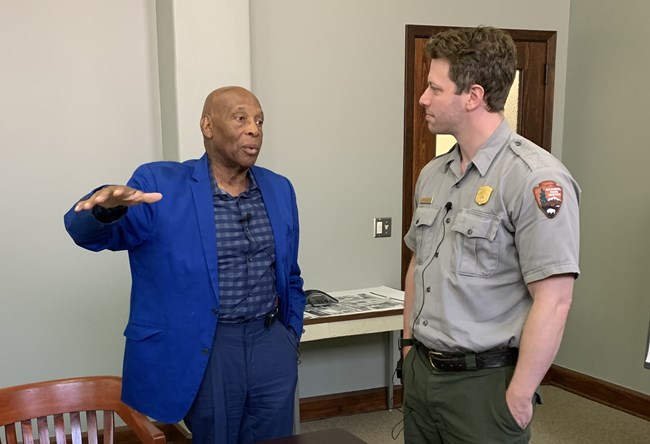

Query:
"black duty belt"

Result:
[[415, 340, 518, 371]]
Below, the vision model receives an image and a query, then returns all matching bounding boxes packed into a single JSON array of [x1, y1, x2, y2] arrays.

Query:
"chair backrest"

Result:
[[0, 376, 165, 444]]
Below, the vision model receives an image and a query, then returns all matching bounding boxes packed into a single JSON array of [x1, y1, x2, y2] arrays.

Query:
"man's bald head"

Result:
[[202, 86, 261, 117]]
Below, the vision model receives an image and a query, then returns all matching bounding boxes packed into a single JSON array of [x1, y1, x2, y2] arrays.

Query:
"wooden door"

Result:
[[401, 26, 557, 286]]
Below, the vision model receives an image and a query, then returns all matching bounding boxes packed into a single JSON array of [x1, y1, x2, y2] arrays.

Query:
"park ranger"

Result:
[[400, 26, 580, 444]]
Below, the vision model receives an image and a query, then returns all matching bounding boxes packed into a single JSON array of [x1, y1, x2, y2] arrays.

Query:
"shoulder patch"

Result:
[[533, 181, 563, 219]]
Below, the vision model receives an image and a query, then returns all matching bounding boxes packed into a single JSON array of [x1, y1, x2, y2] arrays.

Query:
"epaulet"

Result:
[[508, 137, 554, 171]]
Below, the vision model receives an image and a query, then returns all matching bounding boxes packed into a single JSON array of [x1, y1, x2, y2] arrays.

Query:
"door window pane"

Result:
[[504, 70, 521, 132]]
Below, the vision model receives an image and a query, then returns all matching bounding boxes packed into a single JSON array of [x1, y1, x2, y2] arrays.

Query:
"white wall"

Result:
[[0, 0, 161, 386], [156, 0, 252, 161], [559, 0, 650, 394], [249, 0, 571, 396]]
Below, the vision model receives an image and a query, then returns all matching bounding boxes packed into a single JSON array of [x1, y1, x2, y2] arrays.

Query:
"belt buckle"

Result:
[[428, 351, 444, 370]]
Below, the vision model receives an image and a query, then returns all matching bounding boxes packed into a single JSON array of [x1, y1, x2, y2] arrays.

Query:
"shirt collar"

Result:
[[444, 119, 514, 177]]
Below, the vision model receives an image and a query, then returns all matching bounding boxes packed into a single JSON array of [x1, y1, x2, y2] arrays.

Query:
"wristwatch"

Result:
[[398, 338, 414, 350]]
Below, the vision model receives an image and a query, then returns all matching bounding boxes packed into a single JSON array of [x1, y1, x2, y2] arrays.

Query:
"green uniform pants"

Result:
[[402, 346, 539, 444]]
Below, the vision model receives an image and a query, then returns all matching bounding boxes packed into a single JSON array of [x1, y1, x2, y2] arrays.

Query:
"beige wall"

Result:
[[559, 0, 650, 393]]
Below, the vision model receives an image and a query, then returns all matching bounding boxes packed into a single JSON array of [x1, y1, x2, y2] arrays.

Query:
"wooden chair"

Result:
[[0, 376, 165, 444]]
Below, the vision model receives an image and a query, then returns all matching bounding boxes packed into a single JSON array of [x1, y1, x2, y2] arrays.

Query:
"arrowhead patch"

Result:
[[533, 180, 563, 219]]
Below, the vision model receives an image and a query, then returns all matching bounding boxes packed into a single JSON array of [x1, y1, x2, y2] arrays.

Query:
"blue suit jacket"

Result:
[[64, 154, 306, 423]]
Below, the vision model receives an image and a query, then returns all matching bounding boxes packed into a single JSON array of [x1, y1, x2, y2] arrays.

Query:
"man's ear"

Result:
[[200, 115, 212, 138], [466, 84, 485, 111]]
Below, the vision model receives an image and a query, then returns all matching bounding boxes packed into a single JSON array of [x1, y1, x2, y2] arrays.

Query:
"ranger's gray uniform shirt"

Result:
[[404, 120, 580, 353]]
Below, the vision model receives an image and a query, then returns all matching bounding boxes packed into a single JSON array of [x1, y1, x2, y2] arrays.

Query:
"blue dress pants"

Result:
[[184, 318, 299, 444]]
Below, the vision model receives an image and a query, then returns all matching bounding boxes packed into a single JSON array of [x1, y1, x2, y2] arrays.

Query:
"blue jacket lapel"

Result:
[[190, 153, 220, 301], [252, 167, 288, 285]]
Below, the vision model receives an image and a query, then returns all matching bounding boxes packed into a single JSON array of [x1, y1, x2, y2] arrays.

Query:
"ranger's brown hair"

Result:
[[425, 26, 517, 112]]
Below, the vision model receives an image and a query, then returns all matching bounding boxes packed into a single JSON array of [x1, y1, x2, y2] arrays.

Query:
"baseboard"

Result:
[[298, 365, 649, 423], [544, 364, 649, 421], [113, 365, 648, 442], [299, 386, 403, 422]]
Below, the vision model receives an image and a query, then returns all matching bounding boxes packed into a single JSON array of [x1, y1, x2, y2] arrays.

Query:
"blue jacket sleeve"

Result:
[[63, 166, 159, 252]]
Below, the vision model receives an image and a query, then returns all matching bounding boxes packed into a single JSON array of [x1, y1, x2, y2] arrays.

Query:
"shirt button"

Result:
[[202, 348, 209, 355], [467, 229, 473, 235], [426, 286, 431, 293], [415, 219, 420, 224], [248, 258, 253, 262], [423, 320, 428, 326], [211, 308, 218, 316], [445, 218, 451, 223], [455, 183, 461, 188]]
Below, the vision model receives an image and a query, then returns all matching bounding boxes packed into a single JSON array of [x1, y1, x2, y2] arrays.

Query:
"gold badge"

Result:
[[419, 197, 433, 204], [475, 186, 493, 205]]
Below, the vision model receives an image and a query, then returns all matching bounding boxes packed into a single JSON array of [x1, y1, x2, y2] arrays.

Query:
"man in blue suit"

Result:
[[65, 86, 306, 444]]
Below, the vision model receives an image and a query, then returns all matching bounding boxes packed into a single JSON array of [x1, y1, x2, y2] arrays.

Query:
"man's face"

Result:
[[204, 90, 264, 171], [418, 58, 467, 136]]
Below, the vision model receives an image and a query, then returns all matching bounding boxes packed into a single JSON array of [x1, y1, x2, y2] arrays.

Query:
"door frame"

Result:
[[401, 25, 557, 287]]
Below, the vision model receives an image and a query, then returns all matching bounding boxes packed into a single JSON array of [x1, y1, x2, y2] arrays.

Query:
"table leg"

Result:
[[293, 383, 301, 434], [386, 330, 399, 410]]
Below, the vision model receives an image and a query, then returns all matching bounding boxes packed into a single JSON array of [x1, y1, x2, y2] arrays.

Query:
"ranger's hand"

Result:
[[74, 185, 162, 212], [506, 389, 533, 429]]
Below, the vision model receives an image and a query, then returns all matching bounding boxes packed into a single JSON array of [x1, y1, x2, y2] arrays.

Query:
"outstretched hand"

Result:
[[74, 185, 163, 212]]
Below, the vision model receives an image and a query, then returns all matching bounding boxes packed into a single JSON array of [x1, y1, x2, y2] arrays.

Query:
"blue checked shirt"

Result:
[[211, 172, 277, 322]]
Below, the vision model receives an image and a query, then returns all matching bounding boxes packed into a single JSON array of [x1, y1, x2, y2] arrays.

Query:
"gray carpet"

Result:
[[300, 386, 649, 443]]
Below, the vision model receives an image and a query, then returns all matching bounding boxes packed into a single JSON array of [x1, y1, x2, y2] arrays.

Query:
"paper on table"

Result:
[[368, 285, 405, 301], [304, 291, 402, 318]]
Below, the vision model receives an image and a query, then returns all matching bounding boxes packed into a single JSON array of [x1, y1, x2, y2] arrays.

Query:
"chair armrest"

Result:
[[118, 407, 166, 444]]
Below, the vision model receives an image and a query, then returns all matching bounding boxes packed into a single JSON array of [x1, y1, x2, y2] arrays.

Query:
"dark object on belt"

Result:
[[396, 357, 404, 381], [264, 306, 279, 328], [415, 340, 518, 371]]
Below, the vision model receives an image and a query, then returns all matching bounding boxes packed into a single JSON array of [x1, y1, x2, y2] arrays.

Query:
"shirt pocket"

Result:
[[413, 206, 441, 263], [451, 209, 500, 277]]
